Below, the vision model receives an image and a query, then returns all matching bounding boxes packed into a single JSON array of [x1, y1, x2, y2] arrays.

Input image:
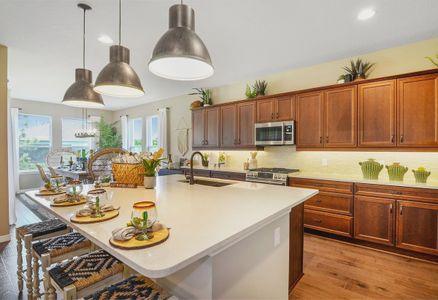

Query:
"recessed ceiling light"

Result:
[[357, 8, 376, 21], [98, 34, 113, 44]]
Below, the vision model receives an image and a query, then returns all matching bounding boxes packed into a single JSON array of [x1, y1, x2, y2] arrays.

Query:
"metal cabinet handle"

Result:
[[205, 140, 208, 145], [392, 191, 402, 195], [315, 199, 322, 203], [320, 136, 323, 144], [400, 205, 403, 215], [326, 136, 329, 143], [389, 203, 393, 214], [276, 112, 279, 119], [313, 219, 322, 223], [271, 113, 274, 119], [400, 135, 404, 143], [391, 135, 395, 144]]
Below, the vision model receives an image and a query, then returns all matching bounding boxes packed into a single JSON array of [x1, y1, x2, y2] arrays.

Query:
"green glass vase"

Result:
[[359, 159, 383, 180]]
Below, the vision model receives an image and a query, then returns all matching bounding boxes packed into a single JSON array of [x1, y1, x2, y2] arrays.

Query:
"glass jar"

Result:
[[87, 189, 108, 218], [65, 180, 83, 202], [50, 175, 65, 192], [131, 201, 157, 241]]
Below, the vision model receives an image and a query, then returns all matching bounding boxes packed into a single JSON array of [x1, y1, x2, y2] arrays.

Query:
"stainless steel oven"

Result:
[[255, 121, 295, 146]]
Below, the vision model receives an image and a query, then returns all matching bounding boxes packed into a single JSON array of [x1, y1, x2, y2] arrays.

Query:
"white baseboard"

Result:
[[0, 234, 11, 243]]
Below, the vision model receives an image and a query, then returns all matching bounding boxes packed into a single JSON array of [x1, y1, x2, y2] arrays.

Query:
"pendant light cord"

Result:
[[119, 0, 122, 45], [82, 6, 86, 69]]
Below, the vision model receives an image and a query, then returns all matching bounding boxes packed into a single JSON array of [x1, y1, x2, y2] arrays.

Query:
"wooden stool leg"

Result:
[[16, 232, 23, 293], [24, 234, 33, 300], [41, 254, 51, 300], [47, 279, 57, 300], [33, 255, 40, 299], [64, 284, 77, 300]]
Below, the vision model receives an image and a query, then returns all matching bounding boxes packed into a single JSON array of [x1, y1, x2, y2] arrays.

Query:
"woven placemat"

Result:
[[109, 228, 170, 250], [71, 209, 119, 224]]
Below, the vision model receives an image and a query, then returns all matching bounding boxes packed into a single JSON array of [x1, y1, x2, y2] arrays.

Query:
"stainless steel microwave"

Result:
[[255, 121, 295, 146]]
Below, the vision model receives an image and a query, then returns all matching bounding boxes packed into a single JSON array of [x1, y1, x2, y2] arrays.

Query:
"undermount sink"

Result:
[[178, 179, 234, 187]]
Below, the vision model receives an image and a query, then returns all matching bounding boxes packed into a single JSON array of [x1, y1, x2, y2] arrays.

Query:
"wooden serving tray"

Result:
[[70, 209, 119, 224], [51, 197, 87, 207], [36, 190, 66, 196], [109, 228, 170, 250]]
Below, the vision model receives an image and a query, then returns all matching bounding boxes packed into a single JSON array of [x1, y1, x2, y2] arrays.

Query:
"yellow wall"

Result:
[[114, 37, 438, 182], [0, 45, 9, 237]]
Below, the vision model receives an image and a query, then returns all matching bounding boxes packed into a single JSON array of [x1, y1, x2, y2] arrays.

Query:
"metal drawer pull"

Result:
[[400, 205, 403, 215], [392, 191, 402, 195], [389, 203, 393, 214], [313, 219, 322, 223], [315, 199, 322, 203]]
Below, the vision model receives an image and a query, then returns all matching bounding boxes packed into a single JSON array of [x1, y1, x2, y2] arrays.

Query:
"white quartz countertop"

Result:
[[25, 175, 317, 278], [288, 172, 438, 190]]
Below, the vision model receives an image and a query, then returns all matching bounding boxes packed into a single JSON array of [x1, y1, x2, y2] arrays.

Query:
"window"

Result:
[[146, 115, 160, 153], [61, 118, 92, 153], [18, 113, 52, 171], [129, 118, 143, 153]]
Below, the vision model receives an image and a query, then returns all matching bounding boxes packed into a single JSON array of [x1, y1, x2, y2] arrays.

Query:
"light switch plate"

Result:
[[274, 227, 281, 247]]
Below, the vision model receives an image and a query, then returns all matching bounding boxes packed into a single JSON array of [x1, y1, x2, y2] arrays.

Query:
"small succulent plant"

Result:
[[425, 54, 438, 67], [254, 80, 268, 96], [189, 88, 212, 105], [343, 58, 375, 80], [245, 84, 257, 99]]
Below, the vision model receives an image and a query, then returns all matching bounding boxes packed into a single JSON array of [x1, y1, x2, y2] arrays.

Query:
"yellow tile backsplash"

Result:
[[204, 147, 438, 182]]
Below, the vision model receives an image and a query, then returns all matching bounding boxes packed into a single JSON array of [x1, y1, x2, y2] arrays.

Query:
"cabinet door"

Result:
[[396, 200, 438, 256], [354, 195, 395, 246], [358, 80, 396, 147], [296, 91, 324, 148], [237, 101, 256, 147], [220, 104, 237, 148], [256, 98, 276, 122], [324, 86, 357, 147], [204, 107, 220, 148], [192, 109, 205, 148], [398, 74, 438, 147], [276, 96, 295, 121]]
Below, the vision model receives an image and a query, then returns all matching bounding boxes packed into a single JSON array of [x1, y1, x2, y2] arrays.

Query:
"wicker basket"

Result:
[[112, 163, 144, 186]]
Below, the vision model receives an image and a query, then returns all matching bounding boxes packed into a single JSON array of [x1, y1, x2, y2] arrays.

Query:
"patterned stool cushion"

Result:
[[32, 232, 91, 258], [84, 275, 171, 300], [17, 218, 67, 238], [49, 249, 124, 291]]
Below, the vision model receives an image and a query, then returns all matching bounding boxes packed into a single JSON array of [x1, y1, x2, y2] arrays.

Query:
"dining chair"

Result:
[[87, 147, 128, 182]]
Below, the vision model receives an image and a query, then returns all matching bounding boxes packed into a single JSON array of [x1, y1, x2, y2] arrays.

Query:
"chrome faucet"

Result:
[[189, 151, 207, 185]]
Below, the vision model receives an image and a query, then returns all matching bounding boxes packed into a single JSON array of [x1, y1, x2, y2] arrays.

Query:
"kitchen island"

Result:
[[25, 175, 317, 299]]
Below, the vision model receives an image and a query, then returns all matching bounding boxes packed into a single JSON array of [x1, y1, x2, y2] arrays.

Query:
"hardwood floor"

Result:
[[291, 234, 438, 299], [1, 197, 437, 299]]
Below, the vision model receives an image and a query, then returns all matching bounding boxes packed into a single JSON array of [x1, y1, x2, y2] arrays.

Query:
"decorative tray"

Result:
[[70, 209, 119, 224], [109, 228, 170, 250]]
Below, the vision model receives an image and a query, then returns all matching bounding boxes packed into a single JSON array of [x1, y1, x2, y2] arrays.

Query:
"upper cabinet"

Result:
[[324, 86, 357, 147], [358, 80, 396, 147], [191, 107, 219, 149], [237, 101, 256, 147], [296, 86, 356, 148], [256, 96, 295, 123], [397, 74, 438, 147], [220, 104, 237, 148], [296, 91, 324, 148]]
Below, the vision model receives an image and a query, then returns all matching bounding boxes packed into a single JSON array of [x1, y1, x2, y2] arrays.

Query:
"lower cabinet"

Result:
[[396, 200, 438, 256], [304, 209, 353, 237], [354, 196, 395, 246]]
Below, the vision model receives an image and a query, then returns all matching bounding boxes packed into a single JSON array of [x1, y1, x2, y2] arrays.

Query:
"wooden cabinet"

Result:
[[354, 195, 395, 246], [289, 203, 304, 291], [304, 209, 353, 237], [236, 101, 256, 147], [296, 91, 324, 147], [324, 86, 357, 147], [358, 80, 396, 147], [192, 109, 205, 148], [398, 74, 438, 147], [396, 200, 438, 256], [256, 96, 295, 122], [220, 104, 237, 148]]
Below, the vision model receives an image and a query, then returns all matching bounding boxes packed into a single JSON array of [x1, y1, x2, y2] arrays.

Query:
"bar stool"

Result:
[[32, 232, 93, 299], [16, 218, 70, 299], [47, 249, 124, 299], [83, 274, 171, 300]]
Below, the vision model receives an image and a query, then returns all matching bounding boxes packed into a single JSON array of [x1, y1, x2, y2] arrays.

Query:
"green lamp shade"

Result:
[[148, 4, 214, 81], [62, 68, 105, 108], [94, 45, 144, 97]]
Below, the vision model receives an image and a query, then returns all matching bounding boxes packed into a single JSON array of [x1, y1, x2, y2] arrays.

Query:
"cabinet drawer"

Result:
[[211, 171, 245, 181], [355, 183, 438, 204], [290, 178, 353, 194], [305, 192, 353, 215], [304, 209, 353, 237]]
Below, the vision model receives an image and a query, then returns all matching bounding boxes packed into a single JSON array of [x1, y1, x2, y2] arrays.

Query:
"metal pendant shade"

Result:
[[94, 0, 144, 97], [62, 3, 104, 108], [148, 4, 214, 81]]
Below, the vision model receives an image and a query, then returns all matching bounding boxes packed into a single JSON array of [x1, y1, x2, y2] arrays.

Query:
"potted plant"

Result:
[[202, 152, 210, 167], [141, 148, 165, 189], [343, 58, 375, 81], [254, 80, 268, 97], [425, 54, 438, 67], [189, 88, 213, 106], [245, 84, 257, 99]]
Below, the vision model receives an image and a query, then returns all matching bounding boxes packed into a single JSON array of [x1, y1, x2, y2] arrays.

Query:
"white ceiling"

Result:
[[1, 0, 437, 111]]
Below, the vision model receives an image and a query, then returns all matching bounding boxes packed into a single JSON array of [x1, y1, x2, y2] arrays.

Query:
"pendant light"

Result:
[[62, 3, 105, 108], [74, 108, 97, 138], [94, 0, 144, 97], [148, 1, 214, 81]]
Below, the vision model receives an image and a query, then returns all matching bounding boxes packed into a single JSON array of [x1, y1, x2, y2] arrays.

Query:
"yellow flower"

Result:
[[152, 148, 164, 160]]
